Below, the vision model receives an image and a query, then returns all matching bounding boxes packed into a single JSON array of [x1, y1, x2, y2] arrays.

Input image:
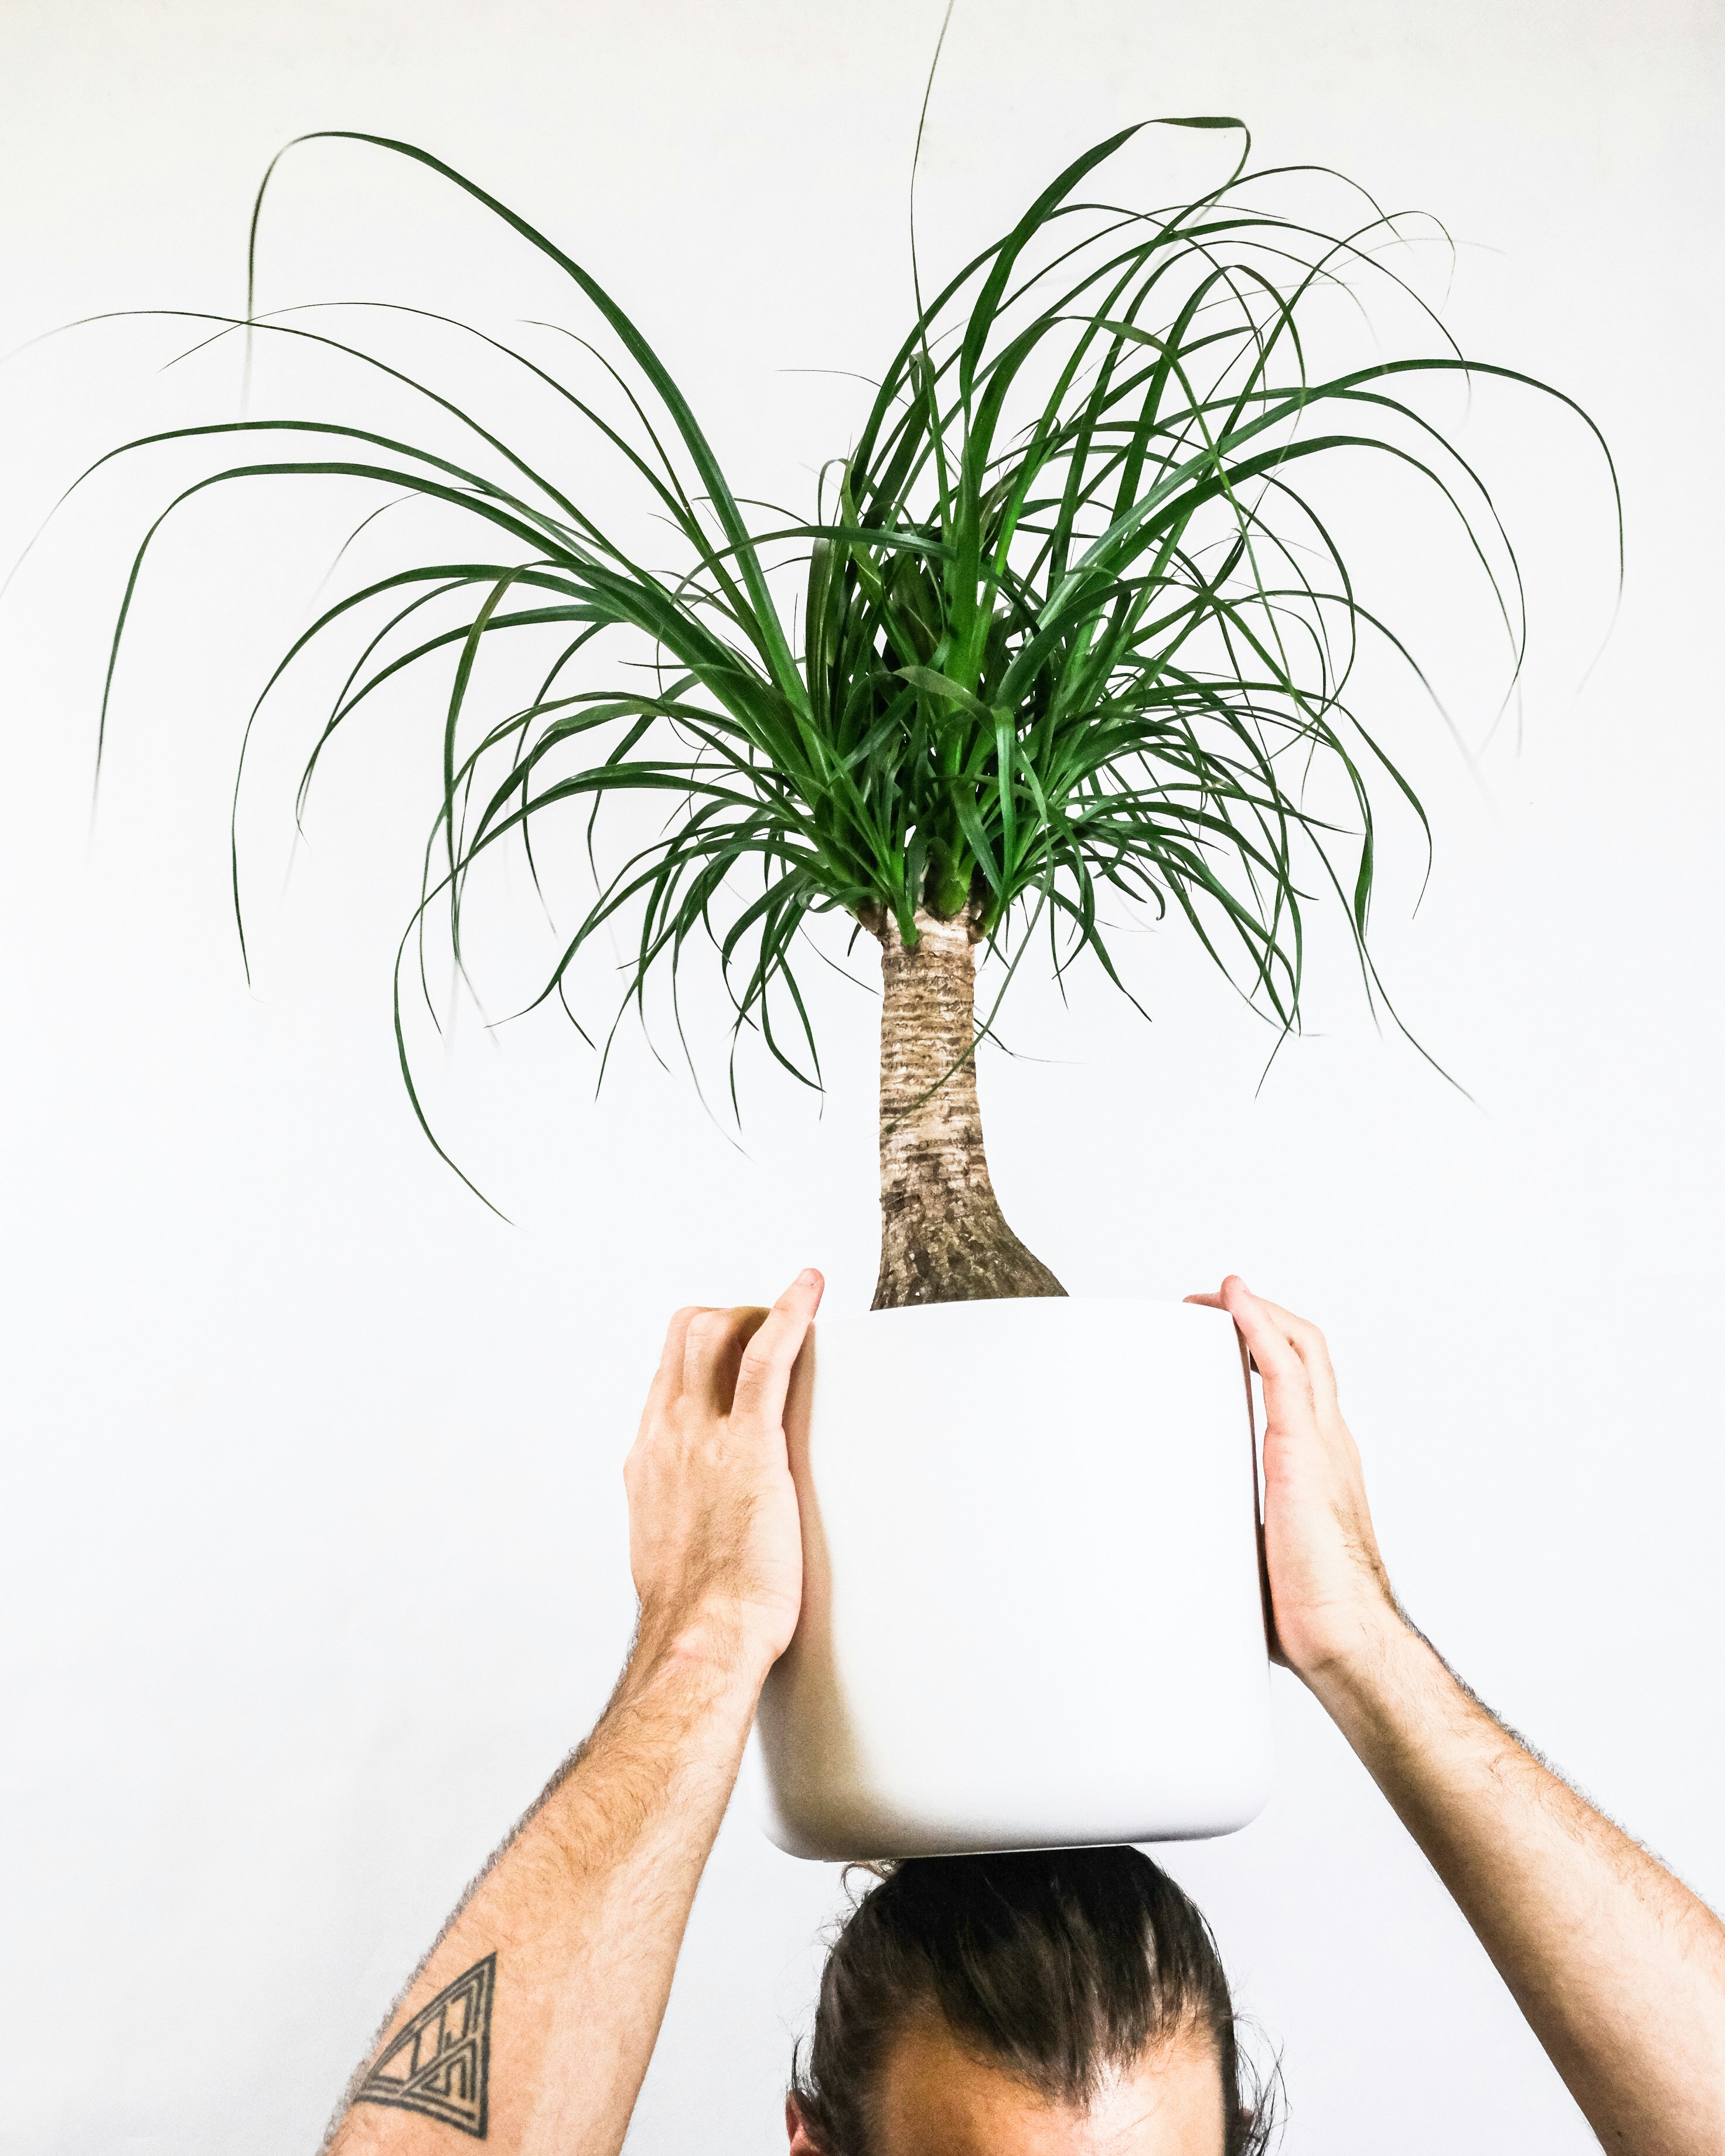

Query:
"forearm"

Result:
[[1312, 1616, 1725, 2156], [328, 1623, 766, 2156]]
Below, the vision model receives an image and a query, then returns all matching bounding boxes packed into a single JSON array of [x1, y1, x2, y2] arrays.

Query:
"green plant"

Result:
[[88, 112, 1614, 1304]]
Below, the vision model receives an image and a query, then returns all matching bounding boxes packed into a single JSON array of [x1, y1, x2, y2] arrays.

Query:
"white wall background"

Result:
[[1, 1, 1720, 2149]]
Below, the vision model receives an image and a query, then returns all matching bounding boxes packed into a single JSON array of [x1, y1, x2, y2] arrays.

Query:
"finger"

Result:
[[1226, 1282, 1327, 1363], [657, 1305, 709, 1386], [1243, 1291, 1339, 1411], [637, 1308, 711, 1438], [682, 1304, 753, 1411], [730, 1268, 824, 1428], [1183, 1290, 1226, 1309], [639, 1308, 711, 1437], [1218, 1277, 1310, 1387]]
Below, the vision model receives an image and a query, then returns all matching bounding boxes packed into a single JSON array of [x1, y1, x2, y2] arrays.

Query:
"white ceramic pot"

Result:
[[755, 1298, 1273, 1860]]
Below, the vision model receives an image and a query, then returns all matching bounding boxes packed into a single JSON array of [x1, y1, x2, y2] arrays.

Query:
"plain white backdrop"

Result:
[[1, 1, 1720, 2149]]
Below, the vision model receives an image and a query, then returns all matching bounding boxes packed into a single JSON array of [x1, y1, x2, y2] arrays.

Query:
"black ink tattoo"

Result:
[[353, 1952, 496, 2139]]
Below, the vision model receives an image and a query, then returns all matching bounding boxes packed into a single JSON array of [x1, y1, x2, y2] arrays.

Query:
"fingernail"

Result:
[[797, 1267, 819, 1284]]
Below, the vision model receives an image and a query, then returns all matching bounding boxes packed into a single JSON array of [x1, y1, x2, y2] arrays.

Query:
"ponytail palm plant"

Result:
[[91, 117, 1612, 1306]]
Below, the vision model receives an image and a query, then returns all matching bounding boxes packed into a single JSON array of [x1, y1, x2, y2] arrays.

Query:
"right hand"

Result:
[[1186, 1275, 1400, 1691], [623, 1268, 823, 1680]]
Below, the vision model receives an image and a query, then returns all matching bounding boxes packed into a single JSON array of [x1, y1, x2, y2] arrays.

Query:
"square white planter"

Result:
[[755, 1298, 1273, 1859]]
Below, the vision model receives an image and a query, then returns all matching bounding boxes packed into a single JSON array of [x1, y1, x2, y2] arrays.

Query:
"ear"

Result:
[[785, 2092, 822, 2152]]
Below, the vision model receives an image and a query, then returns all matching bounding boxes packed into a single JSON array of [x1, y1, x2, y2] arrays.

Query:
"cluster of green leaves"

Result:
[[92, 117, 1614, 1184]]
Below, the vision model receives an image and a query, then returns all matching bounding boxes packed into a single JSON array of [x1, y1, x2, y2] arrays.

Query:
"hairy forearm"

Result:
[[328, 1626, 766, 2156], [1312, 1617, 1725, 2156]]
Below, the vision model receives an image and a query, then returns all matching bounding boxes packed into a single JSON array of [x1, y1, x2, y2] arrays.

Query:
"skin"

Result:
[[1191, 1279, 1725, 2156], [788, 2019, 1229, 2156], [325, 1280, 822, 2156], [326, 1270, 1725, 2156]]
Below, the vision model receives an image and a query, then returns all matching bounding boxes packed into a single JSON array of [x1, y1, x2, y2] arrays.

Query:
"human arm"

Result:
[[1188, 1275, 1725, 2156], [324, 1268, 823, 2156]]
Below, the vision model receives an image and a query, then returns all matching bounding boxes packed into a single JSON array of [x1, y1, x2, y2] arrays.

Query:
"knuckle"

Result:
[[1295, 1331, 1334, 1373]]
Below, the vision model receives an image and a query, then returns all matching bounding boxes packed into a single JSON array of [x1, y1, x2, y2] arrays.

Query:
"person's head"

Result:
[[786, 1847, 1274, 2156]]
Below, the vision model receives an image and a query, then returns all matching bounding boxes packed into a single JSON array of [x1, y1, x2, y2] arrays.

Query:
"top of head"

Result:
[[786, 1847, 1272, 2156]]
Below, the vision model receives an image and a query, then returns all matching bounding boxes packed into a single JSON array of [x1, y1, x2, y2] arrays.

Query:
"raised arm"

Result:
[[325, 1269, 822, 2156], [1189, 1275, 1725, 2156]]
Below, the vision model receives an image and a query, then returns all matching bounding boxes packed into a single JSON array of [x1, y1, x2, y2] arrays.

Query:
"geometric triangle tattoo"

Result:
[[354, 1952, 495, 2140]]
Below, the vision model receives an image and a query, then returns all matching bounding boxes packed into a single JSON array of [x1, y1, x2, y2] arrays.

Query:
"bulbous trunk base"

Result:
[[870, 910, 1066, 1311]]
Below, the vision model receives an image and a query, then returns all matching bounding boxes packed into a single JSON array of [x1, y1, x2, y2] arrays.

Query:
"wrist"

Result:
[[1300, 1598, 1469, 1754], [632, 1601, 783, 1697], [1301, 1611, 1538, 1847], [1293, 1596, 1423, 1716], [584, 1611, 772, 1783]]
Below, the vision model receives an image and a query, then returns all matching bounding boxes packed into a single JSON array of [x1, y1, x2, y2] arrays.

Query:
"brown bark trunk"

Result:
[[870, 909, 1066, 1309]]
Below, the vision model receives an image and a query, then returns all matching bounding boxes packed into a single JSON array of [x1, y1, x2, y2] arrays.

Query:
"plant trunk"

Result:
[[870, 909, 1066, 1309]]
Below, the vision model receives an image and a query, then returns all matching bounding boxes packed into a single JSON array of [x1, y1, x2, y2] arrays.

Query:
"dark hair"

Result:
[[790, 1847, 1277, 2155]]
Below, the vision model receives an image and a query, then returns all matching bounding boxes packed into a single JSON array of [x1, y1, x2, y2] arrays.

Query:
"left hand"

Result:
[[623, 1268, 824, 1680], [1185, 1275, 1400, 1693]]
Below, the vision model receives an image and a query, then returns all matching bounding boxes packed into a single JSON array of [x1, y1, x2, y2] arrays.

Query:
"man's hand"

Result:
[[329, 1267, 825, 2156], [625, 1268, 824, 1681], [1185, 1274, 1398, 1690], [1190, 1273, 1725, 2156]]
